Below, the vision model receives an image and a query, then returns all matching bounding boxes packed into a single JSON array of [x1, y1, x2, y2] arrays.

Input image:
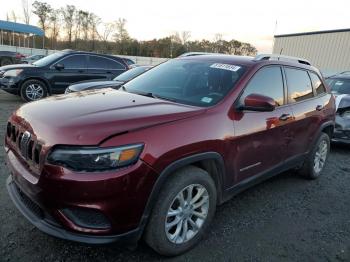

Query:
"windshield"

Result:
[[33, 52, 65, 67], [327, 78, 350, 94], [114, 67, 148, 82], [124, 59, 246, 107]]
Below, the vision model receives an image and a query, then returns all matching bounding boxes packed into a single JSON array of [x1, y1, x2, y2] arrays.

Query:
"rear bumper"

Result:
[[6, 175, 141, 244]]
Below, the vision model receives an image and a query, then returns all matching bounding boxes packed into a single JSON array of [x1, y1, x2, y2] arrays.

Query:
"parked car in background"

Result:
[[65, 65, 152, 93], [5, 54, 335, 256], [0, 50, 129, 101], [0, 51, 23, 66], [21, 54, 46, 64], [326, 72, 350, 143]]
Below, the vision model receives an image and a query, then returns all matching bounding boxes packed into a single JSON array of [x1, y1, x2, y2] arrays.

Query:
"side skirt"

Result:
[[221, 153, 306, 203]]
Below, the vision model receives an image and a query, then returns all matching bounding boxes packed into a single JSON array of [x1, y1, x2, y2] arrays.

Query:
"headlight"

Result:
[[3, 69, 23, 77], [47, 144, 144, 172]]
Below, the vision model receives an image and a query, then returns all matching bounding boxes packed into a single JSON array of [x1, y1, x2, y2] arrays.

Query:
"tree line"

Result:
[[5, 0, 258, 58]]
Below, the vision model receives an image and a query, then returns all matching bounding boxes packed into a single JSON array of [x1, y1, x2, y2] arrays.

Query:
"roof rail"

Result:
[[254, 54, 311, 66]]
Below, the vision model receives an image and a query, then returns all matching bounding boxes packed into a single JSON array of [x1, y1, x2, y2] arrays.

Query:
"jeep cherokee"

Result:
[[5, 54, 335, 256]]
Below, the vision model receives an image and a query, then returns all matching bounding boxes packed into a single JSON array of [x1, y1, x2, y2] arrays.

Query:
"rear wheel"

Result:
[[20, 79, 48, 102], [298, 132, 330, 179], [144, 166, 217, 256]]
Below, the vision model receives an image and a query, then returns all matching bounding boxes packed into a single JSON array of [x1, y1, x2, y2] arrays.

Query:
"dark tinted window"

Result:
[[88, 56, 125, 70], [241, 66, 284, 106], [59, 55, 87, 69], [285, 68, 313, 103], [309, 72, 326, 95]]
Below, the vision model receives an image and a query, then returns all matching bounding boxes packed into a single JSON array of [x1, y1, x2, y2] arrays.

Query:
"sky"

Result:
[[1, 0, 350, 53]]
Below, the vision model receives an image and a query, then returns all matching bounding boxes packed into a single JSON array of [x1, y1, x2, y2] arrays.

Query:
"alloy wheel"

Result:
[[26, 83, 44, 101], [313, 139, 328, 173], [165, 184, 209, 244]]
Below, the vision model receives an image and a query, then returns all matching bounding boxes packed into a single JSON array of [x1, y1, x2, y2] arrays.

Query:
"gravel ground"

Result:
[[0, 90, 349, 262]]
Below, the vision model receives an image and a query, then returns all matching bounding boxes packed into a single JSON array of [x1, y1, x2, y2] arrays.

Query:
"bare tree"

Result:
[[89, 13, 101, 50], [49, 9, 60, 49], [22, 0, 31, 24], [61, 5, 76, 46], [181, 31, 191, 45], [10, 10, 18, 22], [32, 1, 52, 34], [113, 18, 130, 42]]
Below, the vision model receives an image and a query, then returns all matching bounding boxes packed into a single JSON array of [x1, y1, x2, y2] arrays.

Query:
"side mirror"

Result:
[[54, 63, 64, 70], [239, 93, 276, 112]]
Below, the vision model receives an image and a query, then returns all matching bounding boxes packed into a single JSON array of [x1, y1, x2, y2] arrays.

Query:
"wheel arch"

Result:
[[138, 152, 226, 237], [21, 77, 52, 94]]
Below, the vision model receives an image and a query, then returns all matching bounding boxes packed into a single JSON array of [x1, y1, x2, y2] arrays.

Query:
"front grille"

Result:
[[14, 183, 44, 219], [7, 122, 42, 166]]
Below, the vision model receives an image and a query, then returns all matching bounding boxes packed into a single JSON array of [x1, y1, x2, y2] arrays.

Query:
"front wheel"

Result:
[[20, 79, 48, 102], [298, 132, 330, 179], [144, 166, 217, 256]]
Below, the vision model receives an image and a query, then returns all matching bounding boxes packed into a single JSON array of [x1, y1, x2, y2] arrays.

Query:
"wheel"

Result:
[[298, 132, 330, 179], [20, 79, 48, 102], [1, 58, 12, 66], [144, 166, 217, 256]]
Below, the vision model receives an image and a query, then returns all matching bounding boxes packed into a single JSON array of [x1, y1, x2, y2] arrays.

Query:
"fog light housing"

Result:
[[61, 208, 111, 230]]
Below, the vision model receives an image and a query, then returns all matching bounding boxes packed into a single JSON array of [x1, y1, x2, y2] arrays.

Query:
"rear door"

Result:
[[283, 67, 323, 159], [48, 54, 90, 93], [87, 55, 127, 80], [233, 66, 295, 183]]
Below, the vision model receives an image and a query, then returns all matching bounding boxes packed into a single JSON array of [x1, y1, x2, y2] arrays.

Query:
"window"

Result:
[[328, 79, 350, 95], [241, 66, 284, 106], [59, 55, 87, 69], [88, 56, 125, 70], [124, 59, 246, 107], [309, 72, 326, 95], [285, 68, 313, 103]]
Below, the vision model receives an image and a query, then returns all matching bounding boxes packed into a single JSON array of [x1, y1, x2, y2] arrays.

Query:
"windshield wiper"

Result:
[[129, 90, 178, 103]]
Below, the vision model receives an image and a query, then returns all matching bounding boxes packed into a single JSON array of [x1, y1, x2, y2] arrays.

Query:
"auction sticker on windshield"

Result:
[[210, 63, 241, 72]]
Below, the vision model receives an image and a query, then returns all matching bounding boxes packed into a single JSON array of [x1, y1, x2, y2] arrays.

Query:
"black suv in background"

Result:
[[0, 50, 129, 101]]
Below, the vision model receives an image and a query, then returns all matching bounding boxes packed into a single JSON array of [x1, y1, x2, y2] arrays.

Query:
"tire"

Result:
[[20, 79, 48, 102], [144, 166, 217, 256], [0, 58, 12, 66], [298, 132, 330, 179]]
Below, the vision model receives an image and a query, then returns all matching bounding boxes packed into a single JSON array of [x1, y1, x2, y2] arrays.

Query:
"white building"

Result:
[[273, 28, 350, 75]]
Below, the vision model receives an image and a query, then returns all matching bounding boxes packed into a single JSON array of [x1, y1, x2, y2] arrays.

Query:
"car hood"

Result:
[[68, 80, 123, 92], [0, 64, 36, 71], [10, 89, 205, 146]]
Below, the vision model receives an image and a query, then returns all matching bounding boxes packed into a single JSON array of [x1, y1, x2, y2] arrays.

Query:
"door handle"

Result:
[[316, 105, 324, 111], [78, 70, 84, 73], [106, 71, 112, 74], [279, 114, 291, 121]]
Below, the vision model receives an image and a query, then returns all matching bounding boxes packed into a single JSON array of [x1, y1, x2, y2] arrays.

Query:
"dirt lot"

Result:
[[0, 90, 349, 262]]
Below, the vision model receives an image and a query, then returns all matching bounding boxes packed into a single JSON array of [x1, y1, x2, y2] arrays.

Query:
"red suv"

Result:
[[5, 54, 335, 256]]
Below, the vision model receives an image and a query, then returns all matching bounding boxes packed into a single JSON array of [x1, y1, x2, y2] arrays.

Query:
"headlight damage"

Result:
[[47, 144, 144, 171]]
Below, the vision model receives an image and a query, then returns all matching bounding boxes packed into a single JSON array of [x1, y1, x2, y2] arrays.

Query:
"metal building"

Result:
[[273, 28, 350, 74]]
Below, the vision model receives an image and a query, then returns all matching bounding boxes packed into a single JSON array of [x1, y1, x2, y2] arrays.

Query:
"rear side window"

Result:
[[309, 72, 326, 95], [88, 56, 125, 70], [285, 68, 313, 103], [241, 66, 284, 106], [59, 55, 87, 69]]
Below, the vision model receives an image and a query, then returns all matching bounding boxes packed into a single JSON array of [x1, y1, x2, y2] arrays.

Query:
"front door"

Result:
[[231, 66, 294, 184], [48, 54, 90, 93]]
